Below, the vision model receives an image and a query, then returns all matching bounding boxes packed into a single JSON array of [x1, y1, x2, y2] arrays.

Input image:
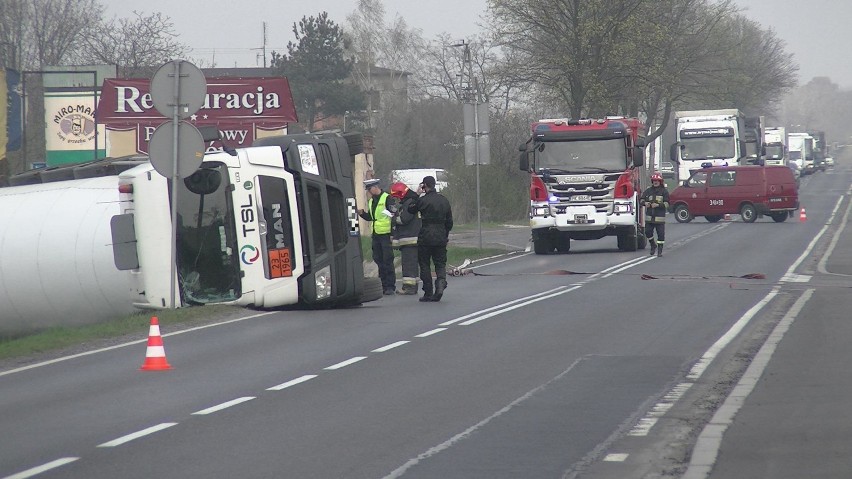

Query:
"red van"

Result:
[[669, 165, 799, 223]]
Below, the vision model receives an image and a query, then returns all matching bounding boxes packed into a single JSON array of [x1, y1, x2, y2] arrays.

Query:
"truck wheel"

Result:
[[358, 276, 384, 303], [637, 230, 647, 250], [555, 233, 571, 253], [740, 204, 757, 223], [532, 230, 554, 254], [705, 215, 723, 223], [770, 212, 788, 223], [343, 132, 364, 156], [674, 204, 693, 223]]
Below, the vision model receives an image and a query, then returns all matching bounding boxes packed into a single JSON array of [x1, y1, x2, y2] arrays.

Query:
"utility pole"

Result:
[[453, 40, 490, 249]]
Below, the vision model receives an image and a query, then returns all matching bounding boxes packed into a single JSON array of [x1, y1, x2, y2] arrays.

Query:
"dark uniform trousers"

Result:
[[372, 233, 395, 291]]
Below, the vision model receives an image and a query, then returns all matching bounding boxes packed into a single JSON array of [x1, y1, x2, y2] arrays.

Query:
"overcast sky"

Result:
[[104, 0, 849, 88], [103, 0, 489, 68]]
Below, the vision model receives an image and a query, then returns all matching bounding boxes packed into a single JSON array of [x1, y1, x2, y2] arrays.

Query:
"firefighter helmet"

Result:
[[390, 182, 409, 199], [651, 173, 664, 183]]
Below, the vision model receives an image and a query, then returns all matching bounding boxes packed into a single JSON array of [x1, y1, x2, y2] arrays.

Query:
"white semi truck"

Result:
[[0, 133, 375, 335], [669, 109, 746, 180], [788, 132, 814, 175], [763, 127, 787, 166]]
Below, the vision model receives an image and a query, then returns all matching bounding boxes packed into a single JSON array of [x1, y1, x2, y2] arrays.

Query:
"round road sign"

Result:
[[150, 60, 207, 119], [148, 120, 206, 178]]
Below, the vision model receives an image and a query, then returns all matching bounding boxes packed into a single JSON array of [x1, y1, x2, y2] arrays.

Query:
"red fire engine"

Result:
[[518, 117, 650, 254]]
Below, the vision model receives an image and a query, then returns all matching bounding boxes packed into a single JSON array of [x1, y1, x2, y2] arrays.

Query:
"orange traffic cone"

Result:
[[799, 207, 807, 222], [140, 316, 172, 371]]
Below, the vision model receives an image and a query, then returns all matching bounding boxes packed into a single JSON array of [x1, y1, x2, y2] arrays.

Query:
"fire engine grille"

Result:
[[545, 174, 620, 213]]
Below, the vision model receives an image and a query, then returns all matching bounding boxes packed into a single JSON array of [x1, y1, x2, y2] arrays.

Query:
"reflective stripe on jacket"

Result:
[[640, 186, 670, 224]]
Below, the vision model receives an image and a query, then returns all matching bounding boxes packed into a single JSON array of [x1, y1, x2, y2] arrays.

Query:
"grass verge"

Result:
[[1, 244, 515, 363]]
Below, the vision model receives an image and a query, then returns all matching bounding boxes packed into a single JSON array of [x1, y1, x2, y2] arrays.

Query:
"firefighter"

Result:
[[390, 182, 421, 295], [358, 179, 398, 295], [408, 175, 453, 302], [640, 172, 670, 257]]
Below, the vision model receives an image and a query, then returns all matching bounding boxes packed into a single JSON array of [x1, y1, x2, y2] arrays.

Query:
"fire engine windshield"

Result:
[[535, 138, 627, 171], [681, 136, 735, 161], [174, 164, 241, 304]]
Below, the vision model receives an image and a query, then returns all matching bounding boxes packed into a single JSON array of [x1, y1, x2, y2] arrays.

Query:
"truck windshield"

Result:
[[681, 136, 735, 161], [535, 138, 627, 171], [765, 145, 784, 159], [174, 164, 241, 304]]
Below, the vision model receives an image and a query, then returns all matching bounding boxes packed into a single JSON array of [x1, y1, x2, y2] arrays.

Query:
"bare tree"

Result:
[[73, 10, 190, 76], [29, 0, 101, 68]]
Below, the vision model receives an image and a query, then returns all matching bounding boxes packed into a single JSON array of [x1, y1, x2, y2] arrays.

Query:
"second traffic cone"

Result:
[[799, 207, 807, 222], [140, 316, 172, 371]]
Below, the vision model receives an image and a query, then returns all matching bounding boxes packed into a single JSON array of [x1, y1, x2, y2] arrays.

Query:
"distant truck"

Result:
[[743, 116, 765, 164], [518, 117, 649, 254], [788, 132, 815, 175], [0, 132, 376, 335], [763, 127, 787, 166], [808, 130, 827, 171], [670, 109, 746, 180]]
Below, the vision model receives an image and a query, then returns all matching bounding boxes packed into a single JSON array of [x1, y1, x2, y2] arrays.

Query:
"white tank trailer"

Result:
[[0, 176, 137, 334]]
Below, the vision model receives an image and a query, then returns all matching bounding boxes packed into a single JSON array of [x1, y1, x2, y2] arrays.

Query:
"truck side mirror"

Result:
[[633, 147, 644, 167], [669, 143, 679, 162], [518, 151, 530, 171], [738, 139, 747, 159]]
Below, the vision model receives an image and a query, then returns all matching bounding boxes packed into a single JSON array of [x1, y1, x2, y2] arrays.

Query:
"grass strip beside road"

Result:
[[0, 245, 511, 363]]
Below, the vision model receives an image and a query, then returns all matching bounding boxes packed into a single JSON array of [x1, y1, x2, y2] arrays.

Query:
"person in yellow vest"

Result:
[[358, 179, 398, 295]]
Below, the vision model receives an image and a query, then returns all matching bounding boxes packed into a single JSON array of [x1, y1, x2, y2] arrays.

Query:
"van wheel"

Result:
[[705, 215, 723, 223], [674, 204, 693, 223], [770, 212, 788, 223], [740, 204, 758, 223]]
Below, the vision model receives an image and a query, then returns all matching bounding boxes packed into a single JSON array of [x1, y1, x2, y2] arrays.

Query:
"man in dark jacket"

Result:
[[640, 173, 670, 257], [408, 175, 453, 302], [390, 182, 422, 295]]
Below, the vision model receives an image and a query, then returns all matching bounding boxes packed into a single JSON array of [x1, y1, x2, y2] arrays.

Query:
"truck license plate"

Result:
[[574, 214, 588, 224], [572, 195, 591, 202]]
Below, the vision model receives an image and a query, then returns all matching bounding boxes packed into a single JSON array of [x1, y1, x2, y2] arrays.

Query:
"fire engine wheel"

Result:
[[532, 231, 556, 254], [621, 230, 639, 251], [740, 203, 758, 223], [637, 230, 647, 250], [674, 204, 693, 223]]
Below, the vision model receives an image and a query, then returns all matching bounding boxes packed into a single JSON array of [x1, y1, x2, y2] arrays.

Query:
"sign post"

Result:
[[149, 60, 207, 309]]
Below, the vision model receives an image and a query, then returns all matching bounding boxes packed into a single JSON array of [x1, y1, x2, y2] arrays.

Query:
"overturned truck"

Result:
[[0, 132, 380, 335]]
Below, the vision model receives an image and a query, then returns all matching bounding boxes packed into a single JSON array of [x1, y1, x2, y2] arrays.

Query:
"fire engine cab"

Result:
[[518, 117, 649, 254]]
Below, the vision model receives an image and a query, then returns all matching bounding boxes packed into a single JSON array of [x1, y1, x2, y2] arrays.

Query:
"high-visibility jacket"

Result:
[[359, 191, 394, 234]]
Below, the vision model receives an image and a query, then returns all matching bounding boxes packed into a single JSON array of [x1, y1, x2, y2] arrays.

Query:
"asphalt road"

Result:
[[1, 159, 850, 479]]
